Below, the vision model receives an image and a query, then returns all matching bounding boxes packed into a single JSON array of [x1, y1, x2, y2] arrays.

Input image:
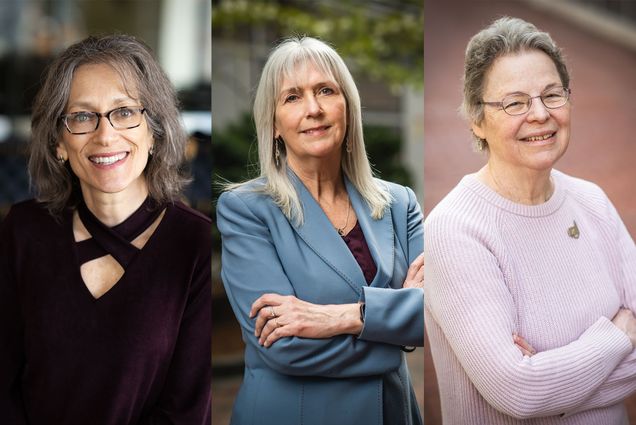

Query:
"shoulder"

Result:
[[424, 177, 497, 248], [554, 170, 614, 215], [555, 170, 607, 200], [217, 178, 276, 217], [2, 199, 64, 231], [170, 200, 211, 225], [373, 178, 418, 209], [163, 201, 211, 249]]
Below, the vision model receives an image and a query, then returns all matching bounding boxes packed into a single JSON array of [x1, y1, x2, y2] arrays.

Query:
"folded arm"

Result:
[[425, 216, 633, 419], [217, 191, 402, 378]]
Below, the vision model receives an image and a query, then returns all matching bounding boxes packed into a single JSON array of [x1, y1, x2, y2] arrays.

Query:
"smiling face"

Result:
[[472, 49, 571, 173], [274, 62, 347, 169], [57, 63, 153, 204]]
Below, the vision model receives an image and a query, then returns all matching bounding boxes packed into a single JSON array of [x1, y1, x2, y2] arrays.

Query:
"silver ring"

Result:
[[269, 306, 277, 318]]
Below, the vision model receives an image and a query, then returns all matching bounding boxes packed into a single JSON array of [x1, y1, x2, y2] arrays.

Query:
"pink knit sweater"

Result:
[[424, 170, 636, 424]]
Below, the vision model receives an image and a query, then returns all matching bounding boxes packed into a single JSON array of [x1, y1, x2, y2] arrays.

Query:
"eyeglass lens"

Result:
[[502, 87, 569, 115], [64, 107, 143, 134]]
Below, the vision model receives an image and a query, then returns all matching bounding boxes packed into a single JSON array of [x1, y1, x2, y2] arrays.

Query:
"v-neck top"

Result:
[[341, 220, 377, 284], [0, 199, 212, 424]]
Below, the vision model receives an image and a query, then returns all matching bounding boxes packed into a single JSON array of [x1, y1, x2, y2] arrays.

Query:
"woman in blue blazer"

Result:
[[217, 36, 424, 425]]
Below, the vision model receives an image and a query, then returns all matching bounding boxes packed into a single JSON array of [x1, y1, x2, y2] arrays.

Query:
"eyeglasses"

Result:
[[479, 86, 570, 116], [60, 106, 146, 135]]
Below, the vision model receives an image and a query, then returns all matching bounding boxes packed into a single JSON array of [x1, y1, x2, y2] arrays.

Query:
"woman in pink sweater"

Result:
[[425, 17, 636, 424]]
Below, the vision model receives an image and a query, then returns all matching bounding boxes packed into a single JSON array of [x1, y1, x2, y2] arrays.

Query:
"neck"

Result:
[[288, 155, 345, 203], [80, 180, 149, 227], [479, 161, 553, 205]]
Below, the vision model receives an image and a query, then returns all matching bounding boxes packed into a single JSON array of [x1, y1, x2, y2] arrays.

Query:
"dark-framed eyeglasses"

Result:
[[479, 86, 571, 116], [60, 106, 146, 135]]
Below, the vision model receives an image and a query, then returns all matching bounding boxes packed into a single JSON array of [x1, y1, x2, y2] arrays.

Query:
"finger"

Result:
[[263, 322, 290, 348], [406, 253, 425, 281], [515, 343, 534, 357], [250, 293, 284, 318], [513, 334, 536, 355], [260, 318, 284, 346]]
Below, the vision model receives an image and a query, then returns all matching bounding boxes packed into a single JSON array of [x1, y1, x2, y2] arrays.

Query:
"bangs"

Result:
[[274, 46, 341, 97]]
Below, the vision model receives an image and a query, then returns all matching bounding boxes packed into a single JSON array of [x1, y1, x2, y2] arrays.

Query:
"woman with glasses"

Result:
[[0, 35, 211, 423], [425, 17, 636, 424]]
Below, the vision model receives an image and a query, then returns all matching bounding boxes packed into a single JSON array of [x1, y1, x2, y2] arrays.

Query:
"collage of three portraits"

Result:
[[1, 0, 635, 424]]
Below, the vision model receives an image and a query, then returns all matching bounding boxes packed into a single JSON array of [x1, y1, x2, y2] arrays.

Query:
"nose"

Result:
[[526, 97, 550, 123], [305, 94, 322, 117], [92, 115, 118, 145]]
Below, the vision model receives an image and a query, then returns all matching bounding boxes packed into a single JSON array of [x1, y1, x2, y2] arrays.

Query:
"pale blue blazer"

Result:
[[217, 173, 424, 425]]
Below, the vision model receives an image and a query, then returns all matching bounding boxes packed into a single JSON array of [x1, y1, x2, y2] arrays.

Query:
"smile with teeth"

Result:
[[523, 132, 555, 142], [89, 152, 128, 165]]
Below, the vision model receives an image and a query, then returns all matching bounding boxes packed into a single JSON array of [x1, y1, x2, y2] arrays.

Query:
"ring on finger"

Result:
[[269, 306, 277, 318]]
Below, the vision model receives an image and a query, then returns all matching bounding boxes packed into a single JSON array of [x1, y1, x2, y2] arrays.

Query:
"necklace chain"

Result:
[[336, 199, 351, 236]]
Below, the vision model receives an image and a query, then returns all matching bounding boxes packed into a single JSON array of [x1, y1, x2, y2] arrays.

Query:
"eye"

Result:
[[284, 94, 300, 103], [318, 86, 335, 95], [70, 112, 94, 123], [114, 107, 135, 118]]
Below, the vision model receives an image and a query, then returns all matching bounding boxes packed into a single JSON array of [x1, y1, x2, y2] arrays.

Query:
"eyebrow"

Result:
[[66, 96, 138, 111], [502, 82, 561, 97], [279, 81, 338, 96]]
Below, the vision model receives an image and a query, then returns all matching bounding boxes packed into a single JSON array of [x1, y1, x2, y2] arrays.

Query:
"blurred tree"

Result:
[[212, 0, 423, 89]]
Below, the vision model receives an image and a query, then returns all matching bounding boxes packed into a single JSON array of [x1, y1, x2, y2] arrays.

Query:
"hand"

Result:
[[249, 293, 362, 348], [513, 333, 536, 357], [611, 308, 636, 348], [403, 253, 424, 288]]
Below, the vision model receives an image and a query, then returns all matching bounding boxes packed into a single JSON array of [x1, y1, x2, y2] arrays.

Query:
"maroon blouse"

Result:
[[341, 220, 377, 284]]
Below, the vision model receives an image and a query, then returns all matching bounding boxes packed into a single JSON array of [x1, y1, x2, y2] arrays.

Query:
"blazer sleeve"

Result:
[[425, 212, 633, 419], [146, 225, 212, 424], [217, 190, 402, 378], [0, 210, 28, 423], [359, 185, 424, 347], [562, 199, 636, 416]]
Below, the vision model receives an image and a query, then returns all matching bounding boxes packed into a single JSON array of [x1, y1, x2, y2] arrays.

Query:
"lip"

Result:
[[520, 131, 557, 144], [88, 151, 129, 169], [300, 125, 331, 135]]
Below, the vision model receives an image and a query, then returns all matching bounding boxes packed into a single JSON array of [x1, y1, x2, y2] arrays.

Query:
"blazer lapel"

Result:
[[290, 172, 366, 296], [345, 178, 394, 288]]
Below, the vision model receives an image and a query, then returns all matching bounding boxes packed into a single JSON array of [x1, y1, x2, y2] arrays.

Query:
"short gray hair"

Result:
[[461, 17, 570, 150], [232, 36, 391, 224], [29, 34, 190, 216]]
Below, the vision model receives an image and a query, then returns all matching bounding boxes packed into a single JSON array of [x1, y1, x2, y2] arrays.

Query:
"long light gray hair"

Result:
[[230, 36, 391, 225], [461, 17, 570, 150]]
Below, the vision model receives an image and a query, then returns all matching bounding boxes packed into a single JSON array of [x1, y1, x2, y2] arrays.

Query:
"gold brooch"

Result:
[[568, 221, 579, 239]]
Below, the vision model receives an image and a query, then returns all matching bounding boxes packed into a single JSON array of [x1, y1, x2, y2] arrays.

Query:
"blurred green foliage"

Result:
[[212, 0, 423, 89]]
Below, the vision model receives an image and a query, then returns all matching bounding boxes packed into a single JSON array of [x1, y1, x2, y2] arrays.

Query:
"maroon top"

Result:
[[0, 199, 211, 425], [341, 220, 377, 284]]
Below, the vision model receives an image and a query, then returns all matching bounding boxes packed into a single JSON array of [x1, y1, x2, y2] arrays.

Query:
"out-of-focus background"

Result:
[[424, 0, 636, 423], [211, 0, 423, 422], [0, 0, 212, 221]]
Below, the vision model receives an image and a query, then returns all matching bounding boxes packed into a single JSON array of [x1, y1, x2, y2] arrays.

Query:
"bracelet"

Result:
[[359, 302, 366, 323]]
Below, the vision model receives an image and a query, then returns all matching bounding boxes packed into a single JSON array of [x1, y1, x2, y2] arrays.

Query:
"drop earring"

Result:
[[149, 145, 155, 156], [274, 137, 281, 167], [346, 139, 352, 154]]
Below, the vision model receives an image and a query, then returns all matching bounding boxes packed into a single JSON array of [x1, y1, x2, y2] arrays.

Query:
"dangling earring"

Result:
[[58, 155, 66, 164], [274, 137, 281, 167], [346, 138, 352, 154], [149, 145, 155, 156]]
